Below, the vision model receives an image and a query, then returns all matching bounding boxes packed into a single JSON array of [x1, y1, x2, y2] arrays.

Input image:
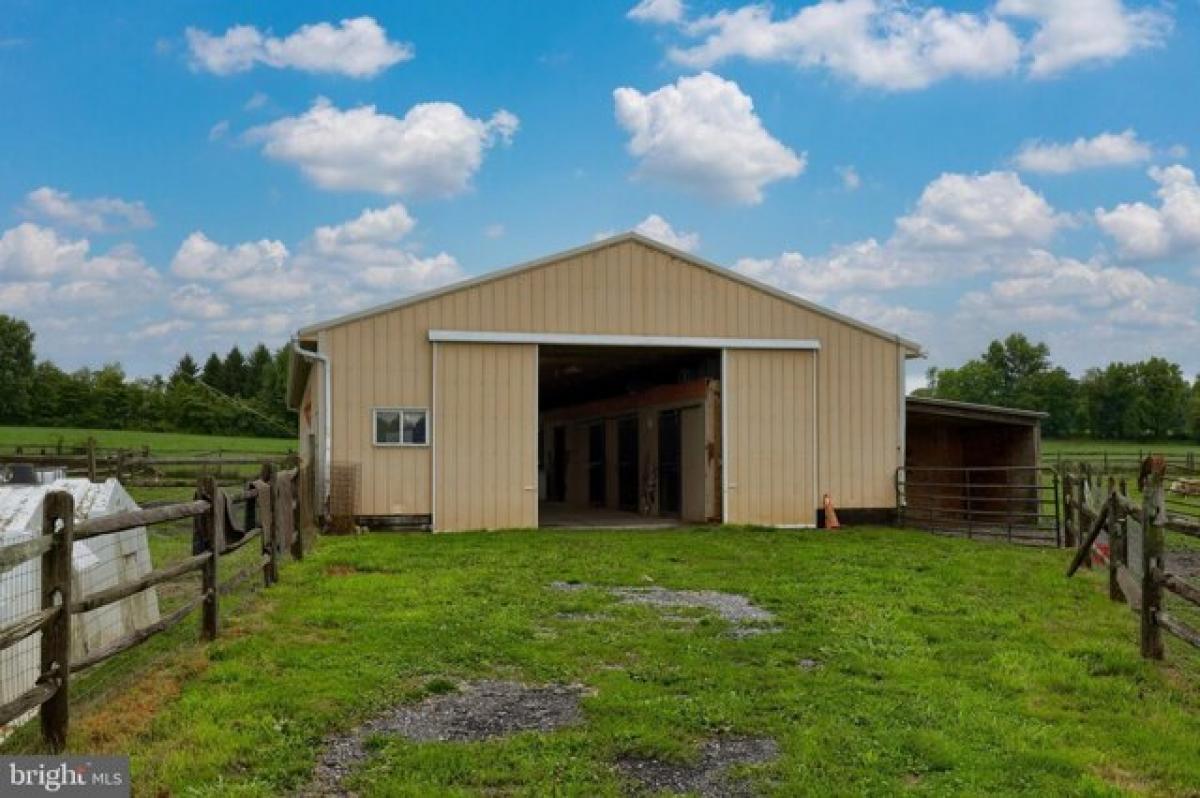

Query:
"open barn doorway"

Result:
[[537, 344, 721, 528]]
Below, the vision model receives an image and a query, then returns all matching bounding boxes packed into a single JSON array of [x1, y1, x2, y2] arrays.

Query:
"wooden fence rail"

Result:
[[0, 439, 296, 485], [1065, 457, 1200, 661], [0, 466, 307, 751]]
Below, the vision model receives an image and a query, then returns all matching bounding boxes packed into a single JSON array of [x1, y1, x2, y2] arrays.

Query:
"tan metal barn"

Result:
[[287, 233, 922, 532]]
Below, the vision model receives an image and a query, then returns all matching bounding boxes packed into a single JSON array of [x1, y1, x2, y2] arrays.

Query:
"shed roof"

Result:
[[295, 232, 924, 354], [906, 396, 1047, 426]]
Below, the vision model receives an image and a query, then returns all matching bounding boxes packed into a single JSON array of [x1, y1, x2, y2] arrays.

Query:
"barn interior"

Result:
[[537, 345, 721, 527]]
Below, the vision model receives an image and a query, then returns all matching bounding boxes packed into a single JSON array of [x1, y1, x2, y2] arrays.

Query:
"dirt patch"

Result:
[[325, 564, 359, 577], [552, 582, 779, 636], [301, 681, 587, 796], [76, 648, 209, 752], [617, 737, 779, 797], [1165, 549, 1200, 580]]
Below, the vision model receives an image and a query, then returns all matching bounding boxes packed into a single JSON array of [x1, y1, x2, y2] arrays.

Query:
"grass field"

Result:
[[8, 526, 1197, 796], [1043, 439, 1200, 457], [0, 425, 294, 454]]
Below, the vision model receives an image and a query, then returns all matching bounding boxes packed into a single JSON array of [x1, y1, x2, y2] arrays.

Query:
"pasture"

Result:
[[0, 425, 294, 455], [5, 526, 1196, 796]]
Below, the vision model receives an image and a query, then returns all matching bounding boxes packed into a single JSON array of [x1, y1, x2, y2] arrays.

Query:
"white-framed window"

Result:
[[373, 407, 429, 447]]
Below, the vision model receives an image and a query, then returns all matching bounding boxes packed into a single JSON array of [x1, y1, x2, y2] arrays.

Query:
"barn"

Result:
[[287, 234, 922, 532]]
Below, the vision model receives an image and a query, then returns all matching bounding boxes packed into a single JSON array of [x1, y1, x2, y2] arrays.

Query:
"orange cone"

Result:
[[822, 493, 840, 529]]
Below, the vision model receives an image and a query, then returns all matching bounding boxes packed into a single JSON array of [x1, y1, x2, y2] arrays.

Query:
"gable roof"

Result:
[[297, 232, 924, 354]]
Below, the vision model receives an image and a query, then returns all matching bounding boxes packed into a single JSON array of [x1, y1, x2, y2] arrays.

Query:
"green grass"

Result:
[[1043, 439, 1199, 457], [11, 527, 1199, 796], [0, 425, 293, 455]]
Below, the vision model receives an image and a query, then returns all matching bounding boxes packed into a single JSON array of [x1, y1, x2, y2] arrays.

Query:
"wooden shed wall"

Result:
[[315, 239, 905, 518]]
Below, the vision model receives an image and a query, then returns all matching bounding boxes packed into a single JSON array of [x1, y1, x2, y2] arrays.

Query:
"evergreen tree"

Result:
[[222, 346, 248, 397], [200, 353, 223, 388], [171, 353, 199, 384], [246, 344, 274, 400]]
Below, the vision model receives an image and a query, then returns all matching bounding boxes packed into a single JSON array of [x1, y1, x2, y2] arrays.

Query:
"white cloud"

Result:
[[735, 170, 1072, 304], [1013, 129, 1152, 174], [895, 171, 1070, 248], [0, 222, 89, 277], [633, 214, 700, 252], [170, 284, 230, 319], [647, 0, 1170, 90], [21, 187, 154, 233], [996, 0, 1171, 78], [185, 17, 412, 78], [312, 203, 415, 250], [668, 1, 1021, 91], [208, 120, 230, 142], [484, 223, 506, 239], [959, 255, 1199, 331], [249, 98, 518, 197], [140, 319, 194, 338], [834, 295, 932, 338], [628, 0, 685, 24], [1095, 165, 1200, 259], [613, 72, 804, 204], [171, 231, 289, 281], [306, 204, 462, 294], [735, 238, 927, 300], [837, 165, 861, 191]]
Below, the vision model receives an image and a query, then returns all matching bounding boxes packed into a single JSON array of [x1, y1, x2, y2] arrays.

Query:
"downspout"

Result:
[[293, 341, 331, 515]]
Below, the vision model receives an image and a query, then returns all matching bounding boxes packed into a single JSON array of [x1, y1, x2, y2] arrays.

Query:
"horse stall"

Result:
[[901, 397, 1059, 544]]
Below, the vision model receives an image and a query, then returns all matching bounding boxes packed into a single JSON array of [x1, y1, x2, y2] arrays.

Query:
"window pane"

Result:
[[375, 410, 401, 444], [403, 410, 427, 444]]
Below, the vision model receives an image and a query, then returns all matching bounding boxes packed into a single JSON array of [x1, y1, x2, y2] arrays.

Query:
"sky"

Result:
[[1, 0, 1198, 391]]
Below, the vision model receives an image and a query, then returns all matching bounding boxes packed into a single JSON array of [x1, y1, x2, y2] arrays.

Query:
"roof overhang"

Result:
[[906, 396, 1047, 427]]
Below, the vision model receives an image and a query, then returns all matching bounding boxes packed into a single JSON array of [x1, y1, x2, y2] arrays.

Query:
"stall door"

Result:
[[723, 349, 817, 526], [435, 343, 538, 531]]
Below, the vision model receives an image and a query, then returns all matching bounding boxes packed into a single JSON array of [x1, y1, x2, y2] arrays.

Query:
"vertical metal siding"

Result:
[[321, 240, 902, 517], [433, 343, 537, 531], [723, 349, 818, 526]]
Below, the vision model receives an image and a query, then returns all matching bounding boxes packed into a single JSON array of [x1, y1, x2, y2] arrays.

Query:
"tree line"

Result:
[[918, 334, 1200, 440], [0, 314, 295, 438]]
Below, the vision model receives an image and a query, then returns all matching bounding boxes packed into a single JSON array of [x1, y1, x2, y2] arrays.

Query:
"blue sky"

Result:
[[2, 0, 1198, 388]]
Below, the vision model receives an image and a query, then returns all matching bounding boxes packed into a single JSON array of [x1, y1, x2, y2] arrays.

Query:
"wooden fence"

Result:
[[0, 466, 309, 751], [1065, 457, 1200, 659], [0, 438, 296, 487]]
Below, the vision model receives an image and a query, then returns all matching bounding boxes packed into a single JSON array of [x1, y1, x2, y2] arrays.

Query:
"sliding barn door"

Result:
[[434, 343, 538, 531], [723, 349, 818, 526]]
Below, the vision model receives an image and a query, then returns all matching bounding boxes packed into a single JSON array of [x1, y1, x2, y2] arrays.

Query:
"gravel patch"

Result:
[[617, 737, 779, 797], [551, 582, 778, 636], [300, 681, 587, 797]]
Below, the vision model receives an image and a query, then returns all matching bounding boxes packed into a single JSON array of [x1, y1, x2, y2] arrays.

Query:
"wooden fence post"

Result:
[[85, 437, 97, 483], [1106, 491, 1123, 602], [284, 471, 303, 561], [40, 490, 74, 751], [258, 469, 277, 587], [1140, 461, 1165, 660], [197, 476, 223, 641], [1062, 473, 1076, 548]]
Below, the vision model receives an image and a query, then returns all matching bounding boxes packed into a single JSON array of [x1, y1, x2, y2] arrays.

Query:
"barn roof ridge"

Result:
[[296, 232, 923, 354]]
